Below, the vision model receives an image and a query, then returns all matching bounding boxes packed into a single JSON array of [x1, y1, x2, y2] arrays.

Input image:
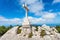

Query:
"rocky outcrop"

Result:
[[0, 26, 18, 40], [0, 24, 60, 40]]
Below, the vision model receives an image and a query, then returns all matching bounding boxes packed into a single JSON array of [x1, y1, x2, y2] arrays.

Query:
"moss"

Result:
[[28, 32, 33, 38], [40, 30, 46, 37]]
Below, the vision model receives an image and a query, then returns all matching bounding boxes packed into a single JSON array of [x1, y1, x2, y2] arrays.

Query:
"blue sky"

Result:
[[0, 0, 60, 26]]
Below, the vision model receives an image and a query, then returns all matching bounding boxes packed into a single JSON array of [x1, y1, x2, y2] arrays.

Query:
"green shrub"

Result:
[[17, 26, 21, 34], [40, 30, 46, 37], [0, 26, 6, 36], [28, 32, 33, 38], [0, 25, 13, 37], [35, 26, 38, 31], [55, 26, 60, 33]]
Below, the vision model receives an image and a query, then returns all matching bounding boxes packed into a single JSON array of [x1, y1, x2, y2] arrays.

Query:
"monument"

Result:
[[22, 4, 30, 27], [22, 4, 31, 36]]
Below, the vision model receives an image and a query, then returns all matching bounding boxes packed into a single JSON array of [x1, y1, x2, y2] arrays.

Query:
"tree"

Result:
[[0, 26, 7, 36], [0, 25, 13, 37]]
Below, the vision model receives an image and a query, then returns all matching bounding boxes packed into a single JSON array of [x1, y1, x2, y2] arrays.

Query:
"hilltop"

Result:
[[0, 24, 60, 40]]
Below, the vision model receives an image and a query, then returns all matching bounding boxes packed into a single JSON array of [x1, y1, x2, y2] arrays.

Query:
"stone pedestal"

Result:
[[22, 17, 31, 36]]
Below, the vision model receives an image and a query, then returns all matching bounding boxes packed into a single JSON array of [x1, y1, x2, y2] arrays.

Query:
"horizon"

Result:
[[0, 0, 60, 26], [0, 24, 60, 27]]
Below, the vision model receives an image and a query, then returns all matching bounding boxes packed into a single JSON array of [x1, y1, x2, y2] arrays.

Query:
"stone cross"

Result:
[[23, 4, 29, 18]]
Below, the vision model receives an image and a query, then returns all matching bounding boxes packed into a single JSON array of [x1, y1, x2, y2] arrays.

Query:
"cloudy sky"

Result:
[[0, 0, 60, 26]]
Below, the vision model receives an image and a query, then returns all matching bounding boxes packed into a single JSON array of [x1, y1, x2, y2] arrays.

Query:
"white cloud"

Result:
[[28, 16, 46, 24], [58, 12, 60, 15], [42, 12, 57, 19], [0, 16, 45, 25], [20, 0, 44, 16], [20, 0, 38, 5], [28, 2, 44, 16], [0, 12, 57, 26], [28, 2, 44, 13], [29, 12, 57, 24], [53, 0, 60, 3], [28, 15, 56, 24], [0, 16, 22, 26]]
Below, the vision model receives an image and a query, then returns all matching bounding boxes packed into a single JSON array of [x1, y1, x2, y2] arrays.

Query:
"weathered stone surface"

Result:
[[0, 26, 18, 40], [0, 24, 60, 40]]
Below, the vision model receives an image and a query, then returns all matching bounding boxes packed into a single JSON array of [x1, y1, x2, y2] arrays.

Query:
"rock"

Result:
[[55, 33, 60, 40], [45, 31, 50, 35], [42, 24, 51, 31], [43, 35, 52, 40], [0, 24, 60, 40], [0, 26, 18, 40], [50, 35, 58, 40]]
